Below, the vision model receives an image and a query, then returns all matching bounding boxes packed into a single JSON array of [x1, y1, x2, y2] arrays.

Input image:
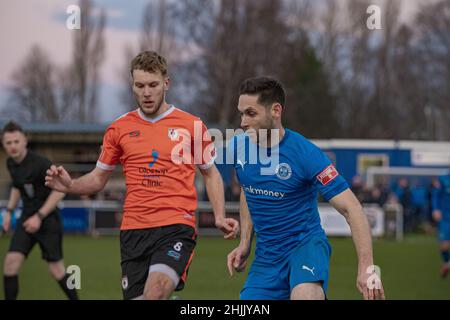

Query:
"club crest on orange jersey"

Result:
[[168, 128, 179, 141], [129, 130, 140, 137]]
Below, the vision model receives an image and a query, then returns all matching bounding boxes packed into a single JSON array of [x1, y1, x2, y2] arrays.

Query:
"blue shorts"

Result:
[[438, 220, 450, 241], [240, 236, 331, 300]]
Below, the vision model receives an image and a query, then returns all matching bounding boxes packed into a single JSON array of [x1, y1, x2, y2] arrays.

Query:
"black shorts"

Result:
[[9, 214, 63, 262], [120, 223, 197, 300]]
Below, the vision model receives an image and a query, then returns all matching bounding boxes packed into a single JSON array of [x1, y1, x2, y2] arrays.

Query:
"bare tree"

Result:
[[313, 0, 449, 140], [178, 0, 290, 127], [119, 44, 137, 111], [413, 0, 450, 140], [273, 0, 341, 138], [140, 0, 178, 54], [119, 0, 449, 140], [119, 0, 182, 112], [8, 45, 59, 122], [313, 0, 406, 138], [71, 0, 106, 122], [368, 0, 402, 138], [389, 25, 422, 138], [315, 0, 342, 76], [7, 0, 106, 123]]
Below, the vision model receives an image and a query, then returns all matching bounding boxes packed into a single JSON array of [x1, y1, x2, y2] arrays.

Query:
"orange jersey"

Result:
[[97, 106, 216, 230]]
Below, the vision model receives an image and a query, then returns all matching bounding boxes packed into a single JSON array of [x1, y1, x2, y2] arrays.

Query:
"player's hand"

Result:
[[215, 217, 239, 239], [432, 210, 442, 222], [2, 212, 11, 232], [357, 266, 385, 300], [23, 214, 42, 234], [45, 165, 73, 193], [227, 245, 250, 276]]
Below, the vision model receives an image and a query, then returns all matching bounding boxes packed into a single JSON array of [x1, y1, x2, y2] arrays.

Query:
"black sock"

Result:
[[57, 274, 79, 300], [442, 250, 450, 264], [4, 275, 18, 300]]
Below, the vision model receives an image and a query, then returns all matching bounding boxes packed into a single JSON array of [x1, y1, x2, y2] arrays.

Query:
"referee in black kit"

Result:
[[1, 121, 78, 300]]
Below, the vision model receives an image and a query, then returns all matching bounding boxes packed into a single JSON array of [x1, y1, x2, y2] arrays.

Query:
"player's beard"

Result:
[[138, 90, 166, 118], [256, 115, 277, 146]]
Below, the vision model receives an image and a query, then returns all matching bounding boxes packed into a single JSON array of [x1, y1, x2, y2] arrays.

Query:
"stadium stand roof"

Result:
[[0, 120, 108, 133]]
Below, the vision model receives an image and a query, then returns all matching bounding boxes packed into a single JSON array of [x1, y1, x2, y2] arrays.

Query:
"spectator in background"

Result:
[[376, 178, 391, 208], [411, 180, 429, 232], [364, 187, 381, 207], [431, 172, 450, 278], [394, 178, 415, 232], [428, 177, 441, 224], [350, 175, 365, 203]]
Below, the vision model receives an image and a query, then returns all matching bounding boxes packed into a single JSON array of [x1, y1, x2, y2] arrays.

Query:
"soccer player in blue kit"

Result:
[[226, 77, 385, 300], [432, 172, 450, 278]]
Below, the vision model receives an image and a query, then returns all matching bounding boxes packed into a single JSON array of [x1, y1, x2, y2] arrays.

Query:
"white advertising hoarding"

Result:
[[319, 204, 384, 237]]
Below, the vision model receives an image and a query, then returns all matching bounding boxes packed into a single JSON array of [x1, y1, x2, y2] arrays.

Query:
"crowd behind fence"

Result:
[[0, 167, 443, 240], [350, 174, 442, 234]]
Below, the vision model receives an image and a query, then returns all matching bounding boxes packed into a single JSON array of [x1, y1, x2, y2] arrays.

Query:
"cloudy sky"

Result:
[[0, 0, 429, 123], [0, 0, 150, 123]]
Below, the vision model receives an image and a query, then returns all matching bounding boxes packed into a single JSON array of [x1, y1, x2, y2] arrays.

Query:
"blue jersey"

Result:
[[433, 173, 450, 222], [230, 129, 349, 260]]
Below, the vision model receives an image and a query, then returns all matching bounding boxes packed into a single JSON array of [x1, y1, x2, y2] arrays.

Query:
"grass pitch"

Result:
[[0, 234, 449, 300]]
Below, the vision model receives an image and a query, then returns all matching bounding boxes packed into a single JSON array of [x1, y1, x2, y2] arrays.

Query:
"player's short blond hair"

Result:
[[130, 51, 168, 77]]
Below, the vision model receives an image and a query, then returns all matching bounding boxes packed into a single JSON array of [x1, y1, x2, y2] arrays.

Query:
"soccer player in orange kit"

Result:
[[45, 51, 239, 300]]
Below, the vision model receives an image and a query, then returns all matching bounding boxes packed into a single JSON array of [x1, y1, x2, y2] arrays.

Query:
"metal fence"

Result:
[[0, 200, 404, 240]]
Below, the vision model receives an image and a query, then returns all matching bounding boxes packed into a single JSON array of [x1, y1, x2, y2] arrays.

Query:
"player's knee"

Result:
[[144, 275, 174, 300], [3, 253, 24, 275], [144, 287, 165, 300], [144, 282, 169, 300], [47, 262, 65, 280], [291, 282, 325, 300]]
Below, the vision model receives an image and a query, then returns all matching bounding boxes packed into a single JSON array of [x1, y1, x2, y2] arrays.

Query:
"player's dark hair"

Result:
[[2, 121, 24, 138], [130, 51, 168, 77], [239, 76, 286, 110]]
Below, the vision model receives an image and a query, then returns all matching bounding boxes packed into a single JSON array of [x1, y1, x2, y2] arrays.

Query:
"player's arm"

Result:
[[22, 190, 66, 234], [45, 124, 120, 195], [6, 187, 20, 211], [329, 188, 385, 300], [2, 187, 21, 232], [199, 164, 239, 239], [227, 188, 254, 276], [45, 165, 112, 195], [238, 188, 254, 252], [36, 191, 66, 219]]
